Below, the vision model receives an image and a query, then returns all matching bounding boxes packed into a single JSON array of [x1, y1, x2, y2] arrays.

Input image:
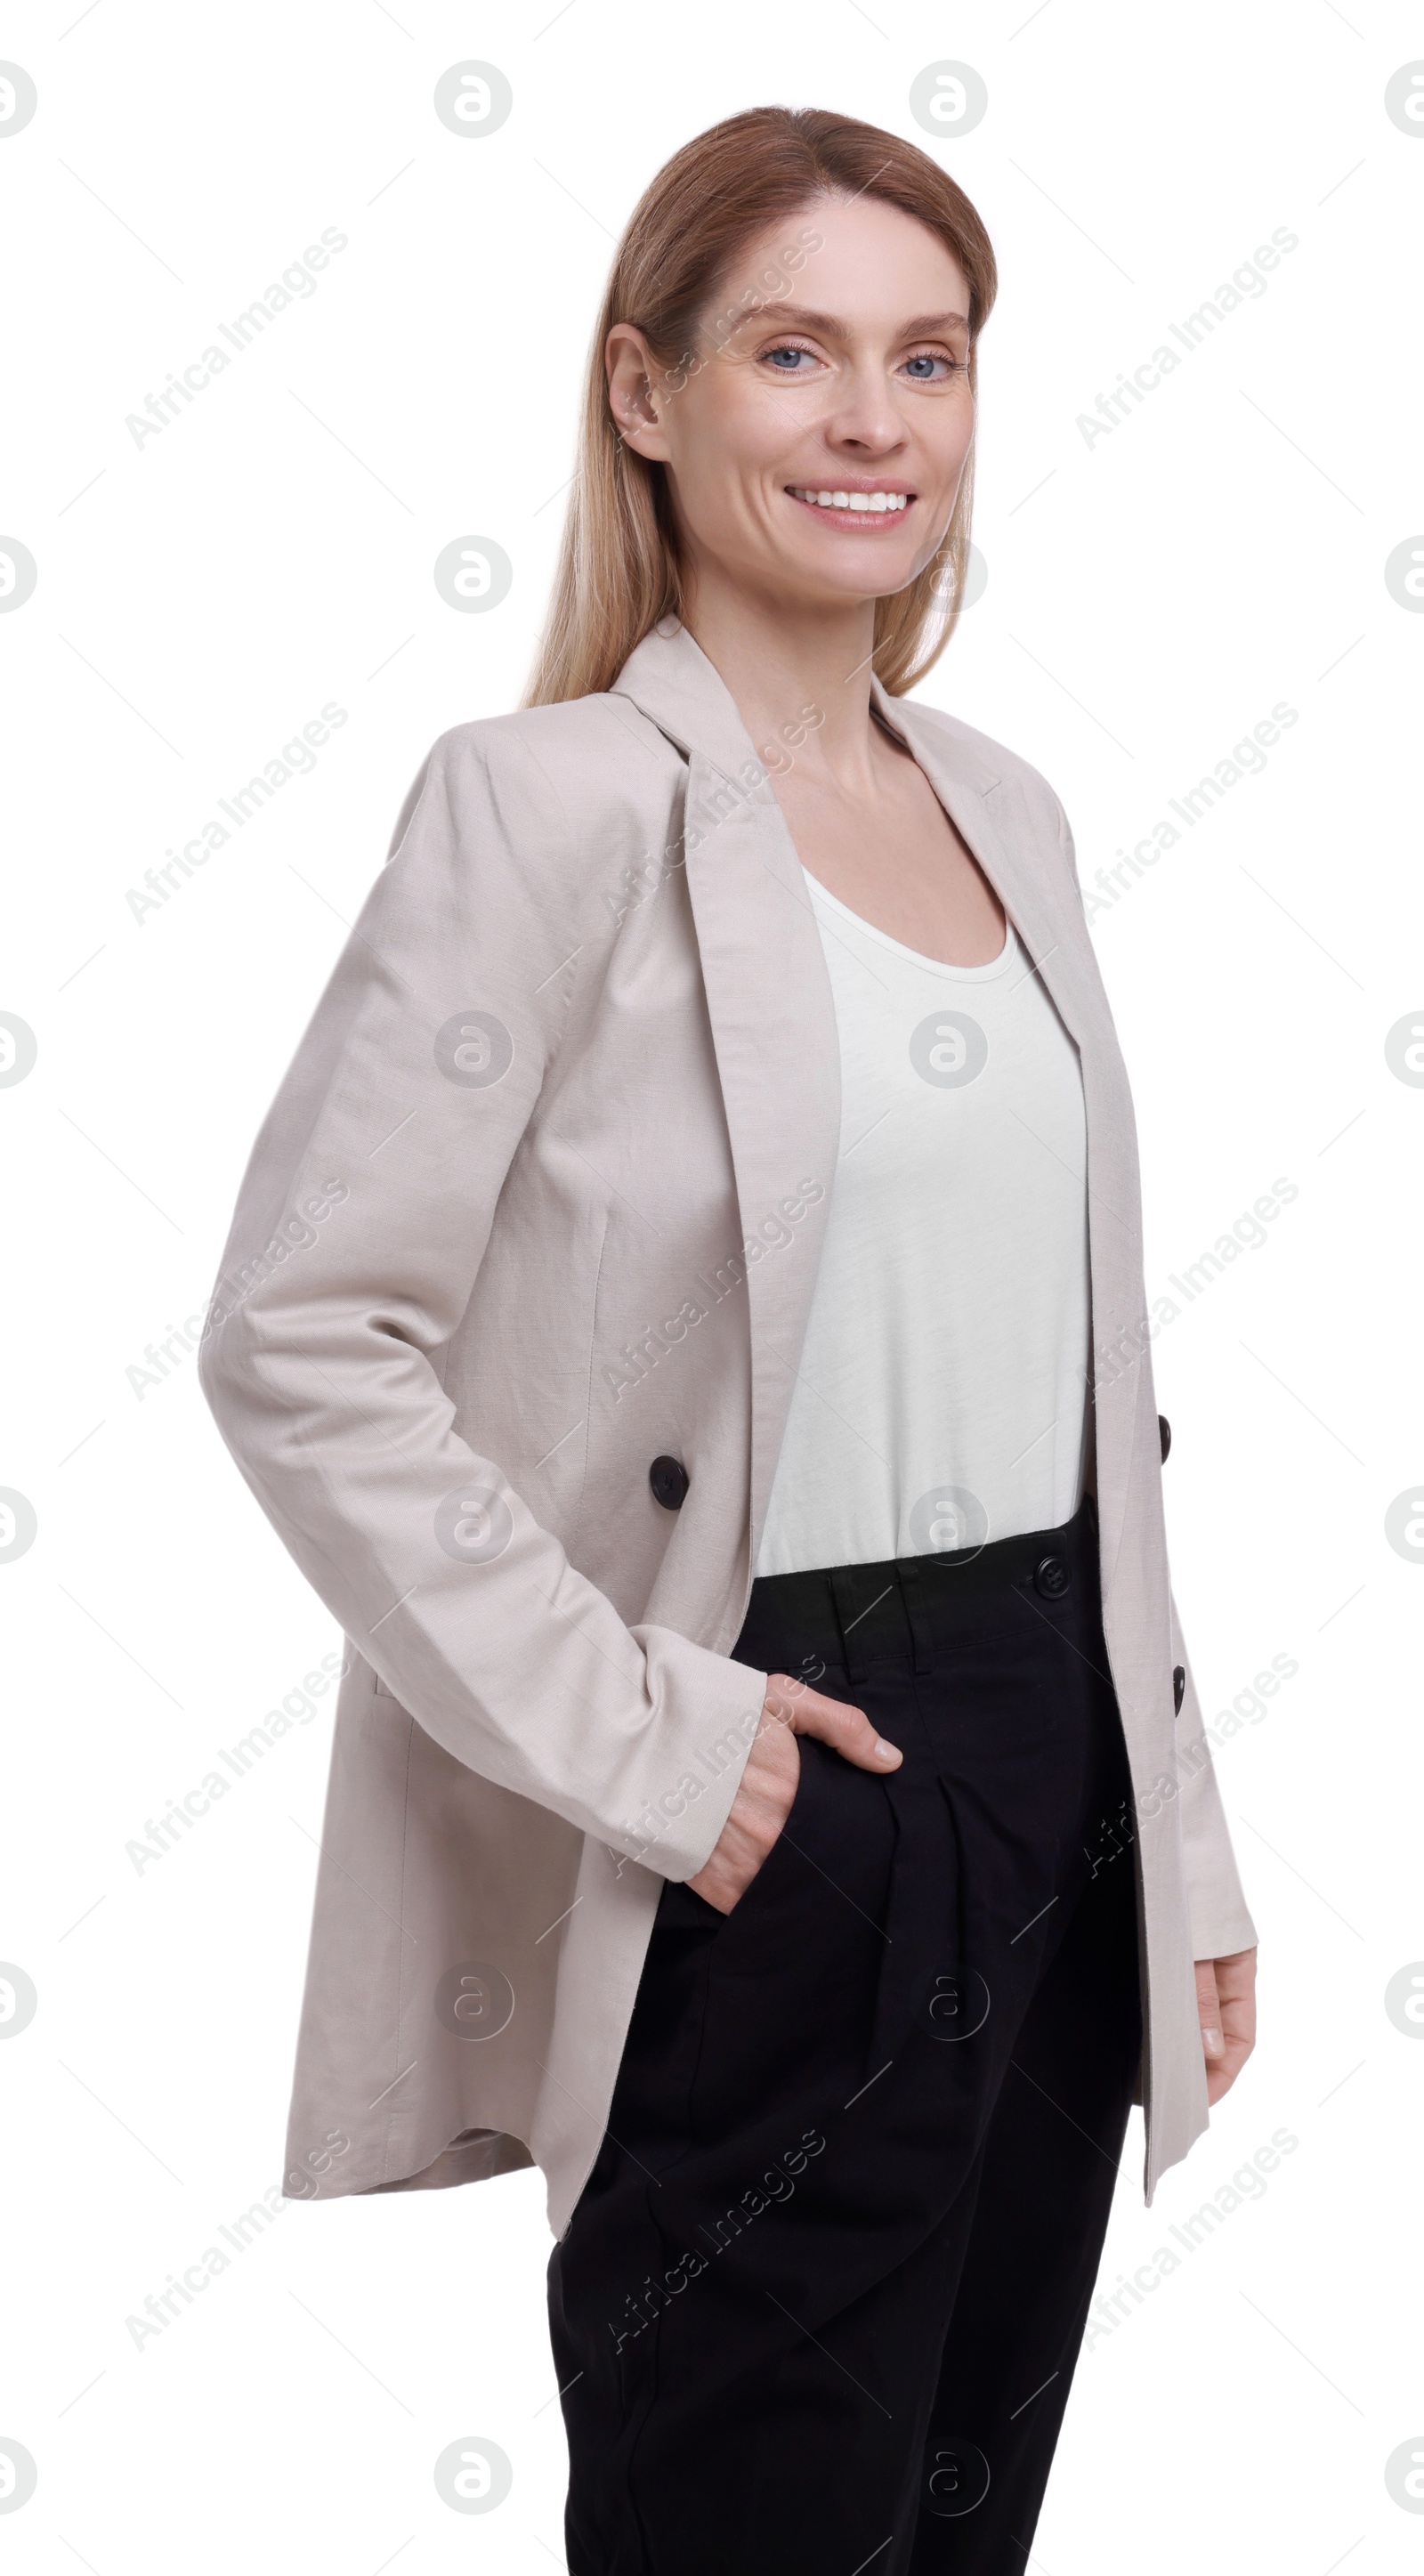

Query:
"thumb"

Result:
[[765, 1675, 902, 1774], [1194, 1956, 1225, 2061]]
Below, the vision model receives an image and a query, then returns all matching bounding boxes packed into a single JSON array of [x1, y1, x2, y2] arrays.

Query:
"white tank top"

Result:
[[755, 870, 1091, 1579]]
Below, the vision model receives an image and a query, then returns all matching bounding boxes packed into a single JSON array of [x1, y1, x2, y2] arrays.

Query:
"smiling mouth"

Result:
[[785, 484, 916, 524]]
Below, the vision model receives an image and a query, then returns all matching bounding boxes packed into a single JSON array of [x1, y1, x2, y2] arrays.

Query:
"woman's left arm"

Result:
[[1052, 790, 1258, 2109], [1169, 1579, 1258, 2103]]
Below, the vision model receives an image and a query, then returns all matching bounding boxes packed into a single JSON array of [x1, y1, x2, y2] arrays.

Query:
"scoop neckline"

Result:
[[801, 866, 1017, 980]]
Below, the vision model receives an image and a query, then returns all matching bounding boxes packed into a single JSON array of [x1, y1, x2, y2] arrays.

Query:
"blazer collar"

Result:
[[610, 620, 1080, 1033], [611, 615, 1001, 798]]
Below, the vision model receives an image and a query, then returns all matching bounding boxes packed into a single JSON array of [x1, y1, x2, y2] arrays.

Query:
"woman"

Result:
[[200, 106, 1258, 2574]]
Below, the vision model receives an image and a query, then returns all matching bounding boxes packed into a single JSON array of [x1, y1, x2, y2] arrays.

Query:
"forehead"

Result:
[[719, 193, 972, 328]]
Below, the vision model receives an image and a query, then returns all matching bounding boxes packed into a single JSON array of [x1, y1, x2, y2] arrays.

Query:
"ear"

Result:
[[606, 323, 674, 463]]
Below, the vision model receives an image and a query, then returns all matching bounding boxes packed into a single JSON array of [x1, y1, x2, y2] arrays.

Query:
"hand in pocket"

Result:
[[684, 1674, 902, 1915]]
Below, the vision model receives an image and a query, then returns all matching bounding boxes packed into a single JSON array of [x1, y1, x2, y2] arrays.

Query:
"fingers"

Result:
[[689, 1674, 898, 1918], [1214, 1947, 1259, 2013], [763, 1673, 902, 1773], [1194, 1957, 1225, 2066], [1196, 1952, 1259, 2104], [686, 1711, 800, 1914], [1211, 2029, 1252, 2102]]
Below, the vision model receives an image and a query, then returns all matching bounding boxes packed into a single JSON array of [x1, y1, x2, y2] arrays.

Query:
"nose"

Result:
[[819, 358, 909, 458]]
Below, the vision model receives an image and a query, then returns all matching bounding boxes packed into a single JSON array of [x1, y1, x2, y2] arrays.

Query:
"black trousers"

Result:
[[549, 1497, 1142, 2575]]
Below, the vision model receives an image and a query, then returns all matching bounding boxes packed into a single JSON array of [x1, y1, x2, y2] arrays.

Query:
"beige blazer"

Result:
[[199, 620, 1256, 2234]]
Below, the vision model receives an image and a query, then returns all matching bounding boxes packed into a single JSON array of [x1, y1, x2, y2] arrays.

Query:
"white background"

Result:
[[4, 1, 1421, 2567]]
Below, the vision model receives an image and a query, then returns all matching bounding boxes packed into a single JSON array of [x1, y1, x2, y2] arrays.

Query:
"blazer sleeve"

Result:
[[198, 723, 764, 1880], [1168, 1584, 1259, 1957], [1051, 790, 1258, 1959]]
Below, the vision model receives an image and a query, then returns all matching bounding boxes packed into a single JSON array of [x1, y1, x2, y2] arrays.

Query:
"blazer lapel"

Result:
[[611, 625, 844, 1567]]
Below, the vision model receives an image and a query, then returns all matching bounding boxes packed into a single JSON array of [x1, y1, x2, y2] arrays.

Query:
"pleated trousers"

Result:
[[549, 1495, 1143, 2575]]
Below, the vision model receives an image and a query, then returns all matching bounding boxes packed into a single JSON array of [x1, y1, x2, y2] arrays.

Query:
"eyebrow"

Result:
[[735, 302, 970, 338]]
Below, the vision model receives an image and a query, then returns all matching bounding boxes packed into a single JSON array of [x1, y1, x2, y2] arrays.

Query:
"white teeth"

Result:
[[792, 488, 909, 513]]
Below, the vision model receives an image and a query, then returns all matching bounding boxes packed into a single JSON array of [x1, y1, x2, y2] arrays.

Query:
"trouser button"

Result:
[[1033, 1554, 1071, 1600]]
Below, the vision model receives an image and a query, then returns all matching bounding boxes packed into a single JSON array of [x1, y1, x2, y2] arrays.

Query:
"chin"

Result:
[[795, 555, 917, 605]]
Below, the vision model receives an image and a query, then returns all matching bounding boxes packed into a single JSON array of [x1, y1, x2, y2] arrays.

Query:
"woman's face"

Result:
[[607, 192, 976, 614]]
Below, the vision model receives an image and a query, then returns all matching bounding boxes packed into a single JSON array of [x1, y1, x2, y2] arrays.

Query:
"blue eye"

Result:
[[903, 352, 968, 382], [764, 346, 813, 371]]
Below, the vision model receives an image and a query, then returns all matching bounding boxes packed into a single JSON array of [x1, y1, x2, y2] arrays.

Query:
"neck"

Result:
[[680, 558, 883, 789]]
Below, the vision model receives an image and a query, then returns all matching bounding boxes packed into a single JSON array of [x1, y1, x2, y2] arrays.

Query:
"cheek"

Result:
[[729, 347, 833, 436], [717, 377, 819, 474], [673, 389, 804, 528], [926, 393, 976, 481]]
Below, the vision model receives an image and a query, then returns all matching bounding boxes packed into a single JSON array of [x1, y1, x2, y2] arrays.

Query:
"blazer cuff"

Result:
[[1191, 1908, 1259, 1962], [621, 1627, 767, 1881]]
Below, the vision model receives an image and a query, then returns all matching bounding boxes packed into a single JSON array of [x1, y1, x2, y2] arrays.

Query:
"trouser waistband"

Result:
[[735, 1493, 1101, 1684]]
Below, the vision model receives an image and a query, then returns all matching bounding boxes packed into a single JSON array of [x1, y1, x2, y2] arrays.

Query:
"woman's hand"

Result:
[[685, 1673, 903, 1916], [1195, 1947, 1258, 2104]]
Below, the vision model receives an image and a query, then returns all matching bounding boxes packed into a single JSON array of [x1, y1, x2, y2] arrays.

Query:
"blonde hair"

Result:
[[524, 105, 998, 708]]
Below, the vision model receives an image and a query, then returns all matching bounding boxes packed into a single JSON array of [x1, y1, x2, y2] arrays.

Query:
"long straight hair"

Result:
[[524, 106, 998, 708]]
